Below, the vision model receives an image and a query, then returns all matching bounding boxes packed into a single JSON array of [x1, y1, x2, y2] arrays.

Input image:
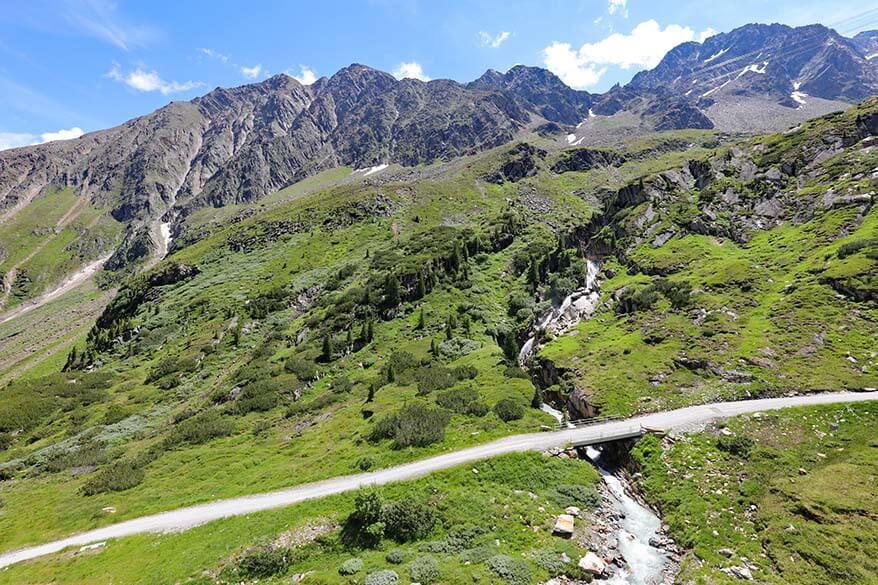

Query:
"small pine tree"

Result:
[[417, 307, 426, 330], [416, 273, 426, 299], [386, 365, 395, 383], [322, 335, 332, 362], [367, 321, 374, 342], [445, 320, 453, 340], [346, 327, 353, 350], [528, 259, 540, 290], [367, 383, 376, 402], [383, 273, 401, 308], [504, 335, 520, 363], [462, 315, 471, 336], [430, 338, 438, 357]]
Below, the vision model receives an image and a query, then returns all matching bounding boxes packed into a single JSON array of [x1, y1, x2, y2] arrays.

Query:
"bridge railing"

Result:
[[544, 414, 627, 432]]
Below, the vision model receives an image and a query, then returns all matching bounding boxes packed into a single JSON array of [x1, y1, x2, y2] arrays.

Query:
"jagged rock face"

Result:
[[630, 23, 878, 104], [0, 65, 585, 225]]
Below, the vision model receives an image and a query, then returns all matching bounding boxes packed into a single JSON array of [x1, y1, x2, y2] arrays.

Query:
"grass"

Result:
[[631, 401, 878, 584], [0, 452, 601, 585]]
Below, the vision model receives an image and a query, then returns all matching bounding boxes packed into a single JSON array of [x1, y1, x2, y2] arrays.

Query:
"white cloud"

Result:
[[699, 28, 717, 42], [543, 43, 608, 89], [479, 31, 511, 48], [107, 62, 203, 95], [40, 127, 84, 143], [289, 65, 317, 85], [66, 0, 157, 50], [607, 0, 628, 17], [199, 47, 229, 62], [392, 61, 431, 81], [0, 127, 85, 151], [240, 64, 262, 79], [543, 20, 714, 88], [0, 132, 36, 151]]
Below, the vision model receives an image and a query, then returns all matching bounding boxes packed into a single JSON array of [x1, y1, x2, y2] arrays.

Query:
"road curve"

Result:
[[2, 391, 876, 569]]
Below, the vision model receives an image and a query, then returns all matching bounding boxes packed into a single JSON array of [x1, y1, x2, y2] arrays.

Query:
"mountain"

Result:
[[1, 22, 877, 279], [0, 64, 586, 227]]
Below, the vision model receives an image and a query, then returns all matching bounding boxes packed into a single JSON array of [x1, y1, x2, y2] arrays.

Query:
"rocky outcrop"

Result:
[[485, 143, 547, 184], [551, 148, 625, 173]]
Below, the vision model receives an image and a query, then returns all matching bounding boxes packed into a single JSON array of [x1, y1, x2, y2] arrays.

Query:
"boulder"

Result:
[[564, 506, 581, 517], [577, 552, 607, 575], [552, 514, 575, 536]]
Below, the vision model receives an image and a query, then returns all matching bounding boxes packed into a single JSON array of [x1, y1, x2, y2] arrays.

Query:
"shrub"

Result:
[[369, 404, 451, 448], [365, 569, 399, 585], [383, 497, 436, 542], [486, 554, 532, 585], [551, 484, 601, 509], [386, 549, 406, 564], [356, 456, 376, 471], [233, 379, 281, 414], [236, 546, 291, 578], [43, 444, 108, 473], [392, 404, 451, 448], [164, 410, 233, 447], [438, 337, 479, 358], [343, 486, 385, 547], [717, 434, 754, 457], [0, 433, 13, 451], [284, 356, 318, 381], [654, 277, 692, 309], [616, 284, 659, 314], [82, 461, 144, 495], [435, 387, 487, 416], [409, 555, 440, 584], [493, 398, 525, 422], [408, 364, 477, 395], [837, 237, 878, 258], [338, 557, 364, 575]]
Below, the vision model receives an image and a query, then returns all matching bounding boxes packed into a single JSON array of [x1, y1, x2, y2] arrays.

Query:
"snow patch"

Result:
[[793, 81, 802, 91], [704, 47, 728, 63], [354, 163, 389, 177], [702, 78, 731, 97], [566, 133, 577, 144], [737, 61, 768, 78], [790, 91, 808, 106], [867, 53, 878, 60]]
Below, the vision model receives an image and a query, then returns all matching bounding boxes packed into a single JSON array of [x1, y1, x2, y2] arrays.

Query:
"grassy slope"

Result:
[[0, 102, 874, 582], [632, 402, 878, 584], [0, 453, 600, 585], [539, 103, 878, 416], [0, 188, 122, 309]]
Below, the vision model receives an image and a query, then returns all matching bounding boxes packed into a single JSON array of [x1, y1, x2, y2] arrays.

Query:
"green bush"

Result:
[[365, 569, 399, 585], [383, 497, 436, 542], [486, 554, 532, 585], [493, 398, 525, 422], [343, 486, 385, 547], [386, 549, 406, 564], [654, 277, 692, 309], [369, 404, 451, 448], [551, 484, 601, 509], [616, 284, 660, 314], [837, 237, 878, 258], [233, 380, 281, 414], [409, 555, 440, 584], [435, 387, 487, 416], [407, 364, 477, 395], [338, 557, 364, 575], [717, 434, 754, 457], [284, 356, 318, 381], [164, 410, 233, 447], [82, 461, 144, 495], [43, 444, 108, 473], [0, 433, 13, 451], [236, 546, 291, 578]]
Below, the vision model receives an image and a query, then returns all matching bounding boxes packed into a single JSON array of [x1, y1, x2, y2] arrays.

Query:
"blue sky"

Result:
[[1, 0, 876, 149]]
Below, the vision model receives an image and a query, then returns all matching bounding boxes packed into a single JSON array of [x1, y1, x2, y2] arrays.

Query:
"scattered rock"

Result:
[[577, 552, 607, 576], [553, 514, 575, 536]]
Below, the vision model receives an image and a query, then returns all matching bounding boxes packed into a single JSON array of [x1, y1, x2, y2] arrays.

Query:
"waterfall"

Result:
[[518, 258, 601, 366]]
